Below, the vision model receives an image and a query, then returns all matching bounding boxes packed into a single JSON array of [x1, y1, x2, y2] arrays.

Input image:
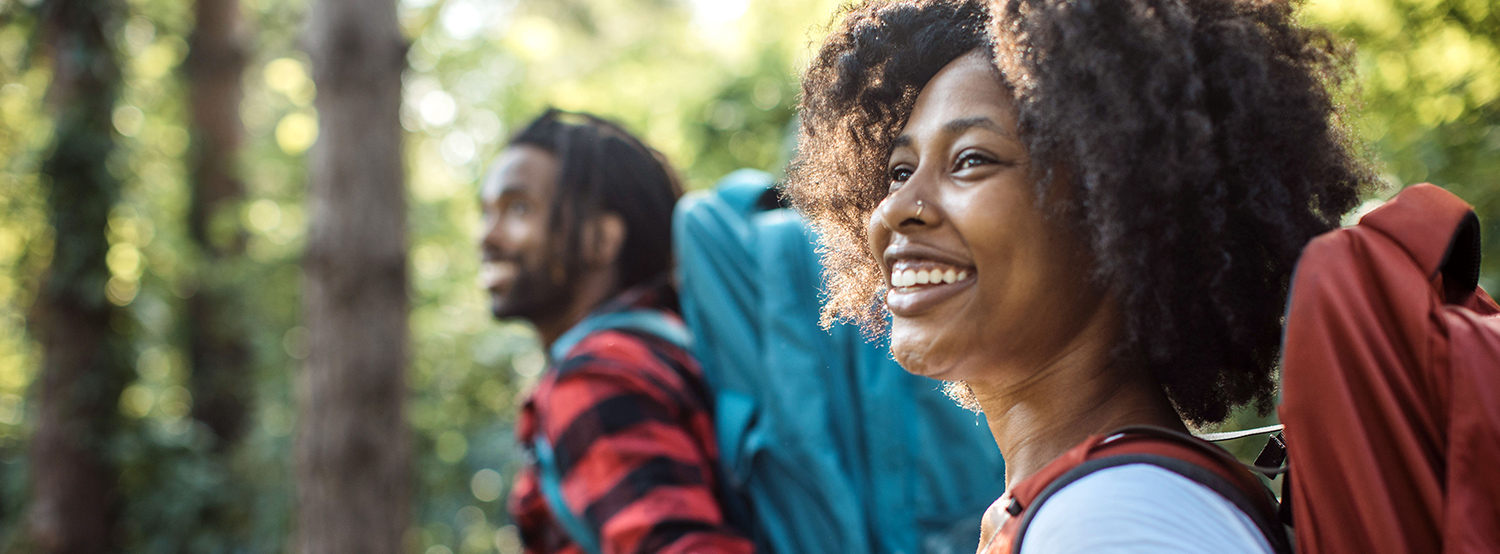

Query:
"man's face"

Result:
[[478, 145, 571, 322]]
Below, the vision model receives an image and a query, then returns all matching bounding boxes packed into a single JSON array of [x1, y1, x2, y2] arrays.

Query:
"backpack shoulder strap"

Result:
[[533, 433, 604, 554], [1005, 426, 1292, 554], [549, 309, 692, 362]]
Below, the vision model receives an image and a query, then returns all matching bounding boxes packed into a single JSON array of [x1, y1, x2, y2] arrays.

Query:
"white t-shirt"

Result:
[[1017, 464, 1274, 554]]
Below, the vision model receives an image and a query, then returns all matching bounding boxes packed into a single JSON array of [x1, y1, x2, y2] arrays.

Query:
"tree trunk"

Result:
[[185, 0, 251, 449], [25, 0, 128, 552], [295, 0, 410, 551]]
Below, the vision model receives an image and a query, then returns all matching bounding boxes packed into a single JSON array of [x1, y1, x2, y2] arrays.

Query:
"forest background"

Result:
[[0, 0, 1495, 552]]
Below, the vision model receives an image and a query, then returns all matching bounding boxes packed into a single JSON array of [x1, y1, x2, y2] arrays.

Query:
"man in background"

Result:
[[479, 109, 752, 554]]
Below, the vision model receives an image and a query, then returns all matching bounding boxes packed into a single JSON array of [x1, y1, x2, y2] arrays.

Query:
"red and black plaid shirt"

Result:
[[508, 283, 754, 554]]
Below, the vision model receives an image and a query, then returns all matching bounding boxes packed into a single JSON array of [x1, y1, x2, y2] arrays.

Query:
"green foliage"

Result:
[[1305, 0, 1500, 289], [0, 3, 52, 450], [0, 4, 50, 542]]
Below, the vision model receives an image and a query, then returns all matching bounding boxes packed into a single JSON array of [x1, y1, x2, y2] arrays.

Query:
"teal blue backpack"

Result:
[[532, 170, 1005, 554], [673, 170, 1006, 554]]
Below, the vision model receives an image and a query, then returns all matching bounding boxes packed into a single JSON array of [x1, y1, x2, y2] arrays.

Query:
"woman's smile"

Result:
[[883, 244, 978, 317], [885, 265, 976, 316]]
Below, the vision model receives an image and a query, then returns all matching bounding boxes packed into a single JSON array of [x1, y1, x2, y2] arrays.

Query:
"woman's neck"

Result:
[[966, 303, 1186, 490]]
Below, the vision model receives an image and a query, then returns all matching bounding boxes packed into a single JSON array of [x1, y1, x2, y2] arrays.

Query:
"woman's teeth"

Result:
[[891, 267, 969, 288]]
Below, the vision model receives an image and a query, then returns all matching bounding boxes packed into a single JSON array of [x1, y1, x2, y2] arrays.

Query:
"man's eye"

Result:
[[506, 201, 531, 217]]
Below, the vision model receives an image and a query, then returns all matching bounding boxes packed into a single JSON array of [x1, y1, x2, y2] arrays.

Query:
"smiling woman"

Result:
[[871, 51, 1102, 390], [785, 0, 1375, 552]]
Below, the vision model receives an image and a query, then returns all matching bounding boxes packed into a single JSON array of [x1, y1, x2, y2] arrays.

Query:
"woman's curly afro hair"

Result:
[[784, 0, 1376, 425]]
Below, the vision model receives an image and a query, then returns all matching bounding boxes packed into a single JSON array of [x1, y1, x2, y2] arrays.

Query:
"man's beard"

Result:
[[490, 261, 573, 325]]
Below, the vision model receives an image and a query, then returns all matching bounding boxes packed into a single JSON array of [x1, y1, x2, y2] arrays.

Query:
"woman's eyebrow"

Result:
[[942, 116, 1010, 138], [890, 115, 1013, 152]]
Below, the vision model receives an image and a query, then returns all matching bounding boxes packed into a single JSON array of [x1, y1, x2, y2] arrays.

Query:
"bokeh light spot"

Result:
[[708, 101, 744, 131], [264, 58, 310, 95], [119, 384, 154, 419], [122, 17, 156, 52], [509, 17, 559, 60], [470, 469, 503, 502], [455, 505, 486, 529], [283, 326, 310, 360], [440, 131, 476, 166], [415, 243, 450, 280], [137, 348, 172, 382], [752, 79, 783, 110], [440, 0, 486, 41], [107, 243, 143, 280], [511, 350, 544, 378], [420, 91, 457, 127], [157, 385, 193, 420], [247, 199, 283, 232], [106, 277, 139, 306], [493, 525, 521, 554], [137, 42, 180, 79], [112, 105, 144, 137], [276, 112, 319, 154], [159, 126, 190, 156]]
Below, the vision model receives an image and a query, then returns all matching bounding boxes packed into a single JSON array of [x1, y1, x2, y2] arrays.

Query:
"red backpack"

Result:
[[1280, 184, 1500, 553]]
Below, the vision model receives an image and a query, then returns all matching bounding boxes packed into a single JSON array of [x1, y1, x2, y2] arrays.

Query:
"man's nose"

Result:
[[479, 216, 505, 251]]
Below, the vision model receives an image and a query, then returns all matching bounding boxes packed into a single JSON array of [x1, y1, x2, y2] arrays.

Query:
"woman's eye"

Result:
[[889, 166, 914, 183], [954, 152, 995, 171]]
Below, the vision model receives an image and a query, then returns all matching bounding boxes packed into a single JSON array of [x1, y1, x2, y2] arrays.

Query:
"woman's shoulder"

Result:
[[1018, 463, 1273, 554]]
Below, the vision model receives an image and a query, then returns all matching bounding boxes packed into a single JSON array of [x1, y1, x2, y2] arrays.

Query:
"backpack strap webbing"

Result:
[[549, 309, 693, 361], [533, 433, 604, 554], [1004, 426, 1292, 554]]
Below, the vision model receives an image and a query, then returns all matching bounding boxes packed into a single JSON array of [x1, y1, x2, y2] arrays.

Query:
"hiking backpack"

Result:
[[1280, 183, 1500, 553]]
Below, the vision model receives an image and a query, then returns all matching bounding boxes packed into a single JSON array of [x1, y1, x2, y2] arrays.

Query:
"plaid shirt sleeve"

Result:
[[509, 327, 754, 554]]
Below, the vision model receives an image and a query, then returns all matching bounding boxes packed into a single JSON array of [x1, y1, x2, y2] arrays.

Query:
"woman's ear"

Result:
[[582, 212, 627, 270]]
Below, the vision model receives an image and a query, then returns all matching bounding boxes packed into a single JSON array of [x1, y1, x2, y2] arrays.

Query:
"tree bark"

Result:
[[295, 0, 411, 551], [185, 0, 251, 448], [25, 0, 128, 552]]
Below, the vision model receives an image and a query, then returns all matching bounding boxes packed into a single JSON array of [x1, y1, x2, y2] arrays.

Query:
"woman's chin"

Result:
[[889, 329, 965, 381]]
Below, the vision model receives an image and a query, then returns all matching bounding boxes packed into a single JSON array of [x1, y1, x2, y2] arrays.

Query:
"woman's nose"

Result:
[[878, 177, 937, 231]]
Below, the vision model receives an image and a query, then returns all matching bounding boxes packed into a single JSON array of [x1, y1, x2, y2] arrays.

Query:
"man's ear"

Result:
[[582, 212, 627, 269]]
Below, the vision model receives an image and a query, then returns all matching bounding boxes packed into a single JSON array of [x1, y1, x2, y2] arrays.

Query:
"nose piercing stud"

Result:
[[915, 200, 924, 218]]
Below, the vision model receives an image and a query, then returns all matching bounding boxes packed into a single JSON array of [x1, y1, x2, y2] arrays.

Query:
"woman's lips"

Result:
[[885, 261, 975, 317]]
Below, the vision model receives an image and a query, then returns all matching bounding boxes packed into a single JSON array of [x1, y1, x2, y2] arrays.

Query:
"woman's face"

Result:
[[868, 50, 1104, 384]]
